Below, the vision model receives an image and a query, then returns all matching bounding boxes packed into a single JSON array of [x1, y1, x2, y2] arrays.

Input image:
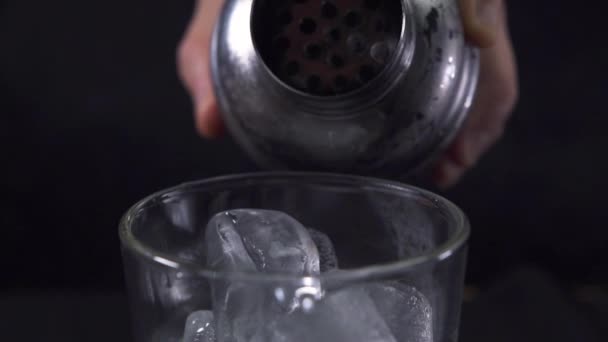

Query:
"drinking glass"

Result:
[[119, 172, 469, 342]]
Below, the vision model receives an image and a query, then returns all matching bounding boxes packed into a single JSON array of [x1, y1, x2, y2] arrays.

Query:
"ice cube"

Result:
[[250, 287, 397, 342], [206, 210, 325, 341], [307, 228, 338, 272], [366, 282, 433, 342], [205, 211, 257, 272], [183, 310, 216, 342], [205, 209, 320, 274], [140, 268, 212, 312], [214, 281, 290, 342]]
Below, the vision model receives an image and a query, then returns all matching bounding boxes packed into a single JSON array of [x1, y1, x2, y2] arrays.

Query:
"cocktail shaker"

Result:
[[211, 0, 479, 177]]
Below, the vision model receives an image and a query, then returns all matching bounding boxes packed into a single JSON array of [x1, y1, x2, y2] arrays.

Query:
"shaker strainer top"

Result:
[[252, 0, 403, 96]]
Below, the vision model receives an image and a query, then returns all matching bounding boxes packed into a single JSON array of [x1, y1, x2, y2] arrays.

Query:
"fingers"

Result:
[[434, 0, 518, 188], [177, 0, 517, 185], [459, 0, 500, 48], [177, 0, 226, 138]]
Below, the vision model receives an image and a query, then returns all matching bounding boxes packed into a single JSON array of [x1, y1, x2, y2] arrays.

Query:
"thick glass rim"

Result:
[[119, 172, 470, 284]]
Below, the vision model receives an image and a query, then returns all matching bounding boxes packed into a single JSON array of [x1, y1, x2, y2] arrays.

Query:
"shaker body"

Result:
[[211, 0, 479, 177]]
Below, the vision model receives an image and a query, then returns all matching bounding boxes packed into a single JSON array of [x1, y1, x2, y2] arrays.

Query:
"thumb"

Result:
[[459, 0, 502, 48], [177, 0, 226, 138]]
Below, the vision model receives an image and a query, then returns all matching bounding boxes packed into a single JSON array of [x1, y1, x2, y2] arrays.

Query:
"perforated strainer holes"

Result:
[[359, 65, 375, 82], [278, 11, 292, 27], [374, 19, 386, 32], [321, 1, 338, 19], [304, 44, 322, 60], [370, 41, 390, 64], [328, 28, 341, 41], [329, 54, 344, 69], [299, 18, 317, 34], [334, 75, 348, 90], [251, 0, 404, 96], [344, 10, 362, 28], [346, 33, 367, 55], [373, 18, 393, 33], [285, 61, 299, 76]]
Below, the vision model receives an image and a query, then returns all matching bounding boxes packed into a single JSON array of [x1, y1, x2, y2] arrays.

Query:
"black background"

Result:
[[1, 1, 607, 341]]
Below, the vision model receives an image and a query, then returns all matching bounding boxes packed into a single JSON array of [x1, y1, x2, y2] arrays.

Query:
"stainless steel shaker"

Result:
[[211, 0, 479, 177]]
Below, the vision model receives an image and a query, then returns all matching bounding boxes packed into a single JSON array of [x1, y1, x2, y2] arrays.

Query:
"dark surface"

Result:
[[1, 0, 607, 341], [0, 292, 131, 341], [1, 268, 604, 341], [459, 268, 605, 342]]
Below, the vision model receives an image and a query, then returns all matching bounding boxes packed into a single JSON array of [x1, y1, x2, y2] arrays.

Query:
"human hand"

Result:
[[177, 0, 518, 187], [433, 0, 518, 188], [177, 0, 226, 139]]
